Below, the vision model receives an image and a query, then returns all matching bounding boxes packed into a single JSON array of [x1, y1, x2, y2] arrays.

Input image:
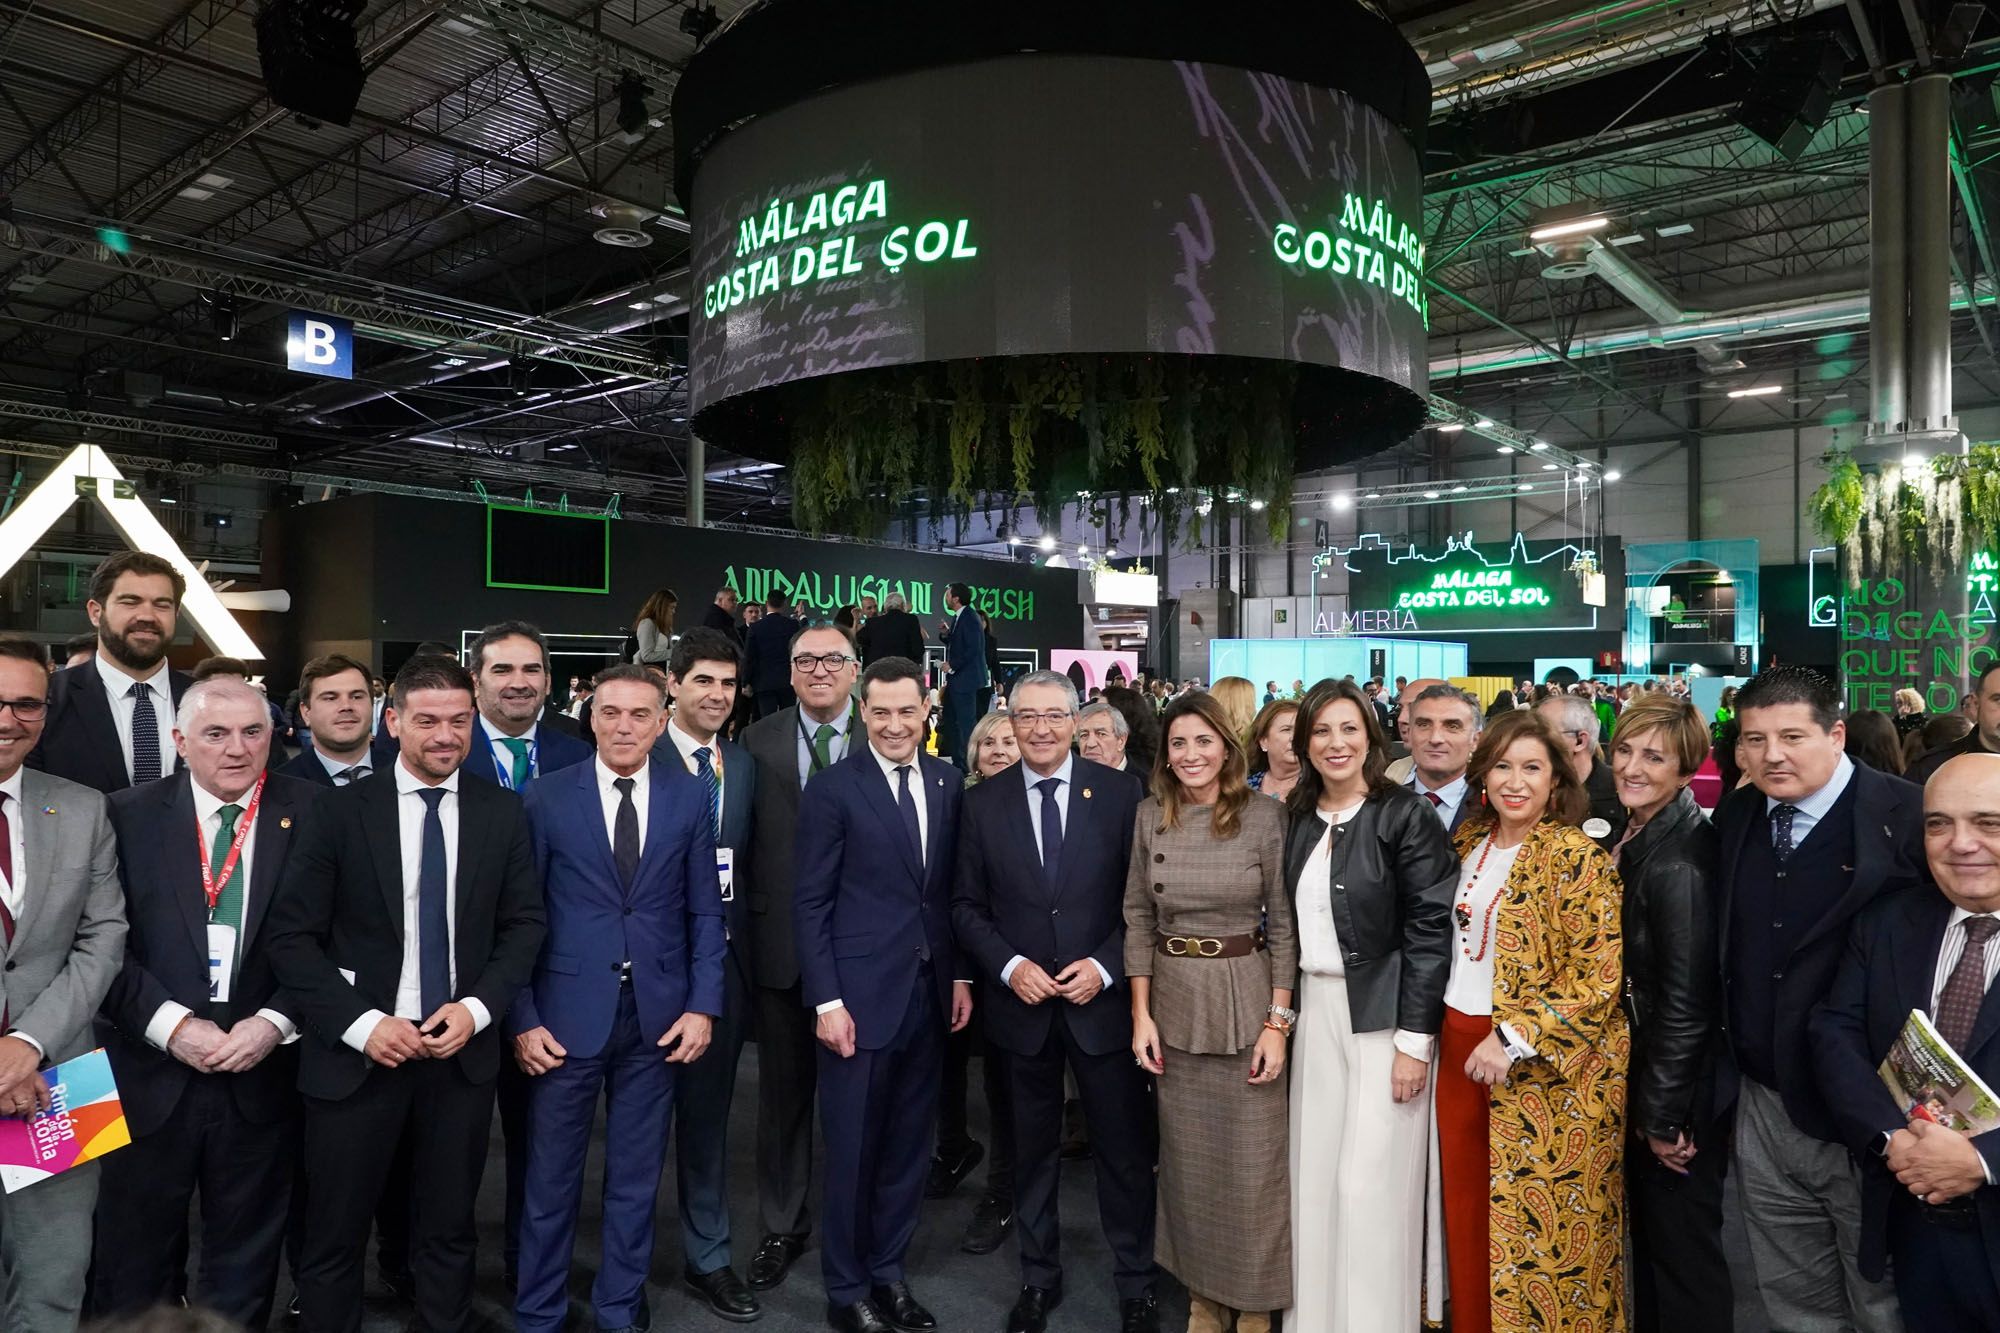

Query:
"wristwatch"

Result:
[[1267, 1005, 1299, 1034]]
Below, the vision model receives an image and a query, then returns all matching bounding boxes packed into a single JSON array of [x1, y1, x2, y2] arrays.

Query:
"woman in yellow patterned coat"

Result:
[[1435, 708, 1630, 1333]]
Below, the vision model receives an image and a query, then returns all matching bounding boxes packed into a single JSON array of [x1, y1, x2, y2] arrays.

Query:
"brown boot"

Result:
[[1236, 1313, 1270, 1333], [1187, 1295, 1228, 1333]]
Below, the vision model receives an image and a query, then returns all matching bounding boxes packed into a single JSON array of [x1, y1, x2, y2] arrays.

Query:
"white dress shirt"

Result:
[[1412, 772, 1469, 827], [1297, 804, 1433, 1060], [795, 703, 854, 788], [313, 746, 373, 785], [1765, 753, 1855, 848], [340, 761, 492, 1051], [144, 777, 298, 1050], [665, 718, 724, 829], [94, 653, 174, 785], [999, 757, 1114, 991], [478, 715, 540, 791], [593, 755, 650, 851], [0, 768, 25, 921]]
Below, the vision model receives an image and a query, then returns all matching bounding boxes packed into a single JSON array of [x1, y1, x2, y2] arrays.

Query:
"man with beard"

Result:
[[281, 655, 380, 789], [267, 655, 545, 1333], [33, 551, 194, 793]]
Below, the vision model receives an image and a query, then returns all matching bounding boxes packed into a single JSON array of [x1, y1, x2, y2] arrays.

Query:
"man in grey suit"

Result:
[[738, 621, 861, 1291], [0, 635, 128, 1332]]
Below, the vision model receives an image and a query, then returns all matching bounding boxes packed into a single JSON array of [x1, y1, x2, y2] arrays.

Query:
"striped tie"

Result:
[[694, 747, 721, 839]]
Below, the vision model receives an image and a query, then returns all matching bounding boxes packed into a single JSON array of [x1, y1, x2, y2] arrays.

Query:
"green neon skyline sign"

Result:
[[701, 177, 979, 321], [1273, 192, 1428, 328], [1392, 565, 1553, 612]]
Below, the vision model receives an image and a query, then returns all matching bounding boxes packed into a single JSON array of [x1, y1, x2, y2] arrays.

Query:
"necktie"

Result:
[[1424, 791, 1444, 809], [130, 682, 162, 784], [1772, 803, 1799, 860], [693, 747, 722, 838], [812, 723, 837, 772], [1036, 776, 1063, 888], [612, 777, 640, 888], [896, 764, 923, 867], [210, 803, 245, 975], [334, 764, 371, 786], [1936, 916, 2000, 1049], [499, 737, 532, 789], [416, 788, 451, 1017]]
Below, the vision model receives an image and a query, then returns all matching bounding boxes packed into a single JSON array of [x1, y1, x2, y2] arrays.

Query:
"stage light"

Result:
[[1605, 471, 1622, 482], [614, 74, 651, 143], [1332, 494, 1353, 510], [1423, 490, 1440, 499], [255, 0, 368, 127], [1249, 498, 1266, 512], [1038, 535, 1056, 552], [204, 289, 238, 341]]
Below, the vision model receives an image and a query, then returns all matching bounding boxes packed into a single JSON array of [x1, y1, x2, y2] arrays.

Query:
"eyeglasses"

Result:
[[1010, 710, 1073, 728], [0, 698, 47, 719], [792, 653, 856, 674]]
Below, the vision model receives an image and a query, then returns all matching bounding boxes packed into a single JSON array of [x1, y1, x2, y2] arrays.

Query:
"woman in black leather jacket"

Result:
[[1279, 678, 1456, 1331], [1608, 693, 1733, 1333]]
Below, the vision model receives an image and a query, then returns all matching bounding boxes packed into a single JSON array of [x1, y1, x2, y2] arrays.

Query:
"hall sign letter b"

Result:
[[286, 311, 353, 380]]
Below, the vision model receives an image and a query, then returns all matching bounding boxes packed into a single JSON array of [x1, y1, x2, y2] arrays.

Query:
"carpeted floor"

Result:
[[310, 1042, 1773, 1332]]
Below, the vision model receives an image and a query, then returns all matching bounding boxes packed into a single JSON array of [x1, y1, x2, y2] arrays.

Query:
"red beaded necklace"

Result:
[[1454, 836, 1509, 962]]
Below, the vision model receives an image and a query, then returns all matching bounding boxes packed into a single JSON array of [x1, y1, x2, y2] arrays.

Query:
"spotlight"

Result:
[[1038, 535, 1056, 552], [1422, 490, 1440, 499], [1331, 494, 1353, 510], [203, 511, 232, 529], [1249, 498, 1266, 512], [254, 0, 368, 127], [614, 73, 651, 144], [1605, 471, 1622, 482], [203, 289, 238, 341], [679, 1, 720, 40]]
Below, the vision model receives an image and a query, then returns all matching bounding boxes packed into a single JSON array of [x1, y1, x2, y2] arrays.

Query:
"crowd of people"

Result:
[[1, 552, 1996, 1333]]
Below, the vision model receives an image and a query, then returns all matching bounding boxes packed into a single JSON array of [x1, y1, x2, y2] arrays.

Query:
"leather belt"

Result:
[[1155, 930, 1265, 959]]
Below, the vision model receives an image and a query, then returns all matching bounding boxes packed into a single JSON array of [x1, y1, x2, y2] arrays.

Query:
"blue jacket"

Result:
[[793, 748, 962, 1049], [511, 756, 728, 1056], [743, 612, 799, 694], [943, 605, 987, 694], [464, 720, 593, 790]]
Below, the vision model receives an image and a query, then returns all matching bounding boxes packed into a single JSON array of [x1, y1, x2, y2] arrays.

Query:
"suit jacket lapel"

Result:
[[162, 775, 208, 961], [454, 782, 486, 937], [243, 775, 298, 949], [853, 753, 922, 884], [364, 778, 406, 944], [637, 762, 673, 886], [1800, 771, 1895, 952], [1001, 769, 1042, 894], [923, 757, 947, 886], [13, 771, 64, 954], [72, 671, 125, 789]]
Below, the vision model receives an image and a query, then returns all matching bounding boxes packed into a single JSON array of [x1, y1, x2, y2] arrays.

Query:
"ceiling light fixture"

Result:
[[1249, 498, 1266, 511], [1038, 535, 1056, 552], [1364, 492, 1381, 501], [1518, 483, 1533, 492], [1474, 418, 1495, 429], [1542, 463, 1559, 471], [1528, 215, 1611, 241], [1332, 494, 1353, 510], [1529, 441, 1549, 452], [1497, 445, 1516, 455], [1727, 384, 1782, 398], [1605, 471, 1622, 482], [1435, 422, 1465, 432], [1422, 490, 1440, 499]]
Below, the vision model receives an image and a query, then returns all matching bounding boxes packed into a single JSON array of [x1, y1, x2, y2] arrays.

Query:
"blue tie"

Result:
[[896, 764, 923, 868], [694, 747, 722, 838], [129, 682, 162, 784], [1772, 803, 1799, 861], [416, 787, 451, 1016], [1036, 776, 1063, 889]]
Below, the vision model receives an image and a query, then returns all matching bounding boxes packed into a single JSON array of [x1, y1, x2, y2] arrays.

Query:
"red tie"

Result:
[[1425, 791, 1444, 808]]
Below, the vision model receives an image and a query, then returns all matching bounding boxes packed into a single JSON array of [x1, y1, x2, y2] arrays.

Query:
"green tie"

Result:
[[210, 804, 245, 971], [813, 723, 837, 771], [500, 737, 533, 788]]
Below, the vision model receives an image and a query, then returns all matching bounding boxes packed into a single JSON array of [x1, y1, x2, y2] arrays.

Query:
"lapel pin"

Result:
[[1082, 788, 1093, 799], [279, 817, 292, 829], [40, 806, 54, 816]]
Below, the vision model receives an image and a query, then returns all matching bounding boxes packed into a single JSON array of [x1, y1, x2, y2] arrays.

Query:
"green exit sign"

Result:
[[74, 478, 135, 500]]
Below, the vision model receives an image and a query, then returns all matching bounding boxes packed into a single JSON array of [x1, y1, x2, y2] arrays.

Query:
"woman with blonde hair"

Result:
[[964, 710, 1019, 785], [1206, 676, 1259, 745], [1125, 692, 1295, 1333], [1891, 685, 1928, 738], [1434, 709, 1629, 1333]]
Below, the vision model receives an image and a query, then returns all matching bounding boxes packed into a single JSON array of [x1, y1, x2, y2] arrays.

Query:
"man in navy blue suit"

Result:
[[744, 592, 800, 720], [954, 670, 1158, 1333], [936, 583, 987, 774], [1813, 752, 2000, 1332], [795, 655, 970, 1333], [658, 628, 762, 1321], [511, 664, 726, 1333], [280, 654, 379, 790]]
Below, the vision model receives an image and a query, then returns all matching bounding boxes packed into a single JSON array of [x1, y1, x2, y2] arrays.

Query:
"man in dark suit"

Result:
[[1402, 683, 1479, 835], [266, 655, 546, 1333], [31, 550, 194, 794], [739, 622, 862, 1291], [743, 593, 799, 720], [795, 655, 970, 1333], [701, 587, 743, 644], [280, 654, 378, 790], [92, 678, 318, 1328], [657, 629, 762, 1319], [511, 665, 726, 1333], [855, 591, 925, 669], [1716, 665, 1921, 1332], [953, 671, 1157, 1333], [1813, 751, 2000, 1332], [937, 583, 987, 773]]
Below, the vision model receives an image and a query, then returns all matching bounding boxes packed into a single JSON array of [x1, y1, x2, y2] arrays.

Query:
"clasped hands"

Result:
[[167, 1014, 285, 1075], [1887, 1118, 1989, 1205], [364, 1002, 476, 1068], [1008, 958, 1104, 1007], [0, 1035, 47, 1118], [513, 1012, 715, 1075]]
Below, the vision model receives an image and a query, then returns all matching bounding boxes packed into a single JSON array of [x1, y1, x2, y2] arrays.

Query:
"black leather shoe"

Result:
[[961, 1193, 1014, 1255], [1119, 1293, 1161, 1333], [869, 1281, 936, 1332], [826, 1299, 893, 1333], [748, 1233, 807, 1291], [686, 1266, 763, 1322], [1005, 1283, 1063, 1333], [924, 1140, 985, 1198]]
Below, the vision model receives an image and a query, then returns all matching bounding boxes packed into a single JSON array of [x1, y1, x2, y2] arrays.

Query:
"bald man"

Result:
[[1813, 754, 2000, 1331]]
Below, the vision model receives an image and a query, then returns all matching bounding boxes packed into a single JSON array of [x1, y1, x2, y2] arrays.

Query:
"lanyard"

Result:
[[796, 707, 848, 778], [492, 734, 538, 790], [196, 773, 266, 914]]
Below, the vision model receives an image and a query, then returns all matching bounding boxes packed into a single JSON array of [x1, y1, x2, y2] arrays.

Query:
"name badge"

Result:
[[207, 923, 238, 1003], [716, 847, 735, 903]]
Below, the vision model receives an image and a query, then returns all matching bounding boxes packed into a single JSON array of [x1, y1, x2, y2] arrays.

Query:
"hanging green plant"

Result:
[[1810, 445, 2000, 585], [1808, 456, 1863, 545]]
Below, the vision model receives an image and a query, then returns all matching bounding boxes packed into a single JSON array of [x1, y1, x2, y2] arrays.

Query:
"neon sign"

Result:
[[1273, 192, 1428, 328], [701, 177, 978, 320], [1312, 531, 1602, 636]]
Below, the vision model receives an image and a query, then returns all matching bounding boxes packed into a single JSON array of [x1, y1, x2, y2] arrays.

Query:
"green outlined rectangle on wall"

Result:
[[484, 504, 611, 594]]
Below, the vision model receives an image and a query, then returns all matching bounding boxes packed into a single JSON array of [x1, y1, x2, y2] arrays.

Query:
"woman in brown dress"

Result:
[[1125, 692, 1296, 1333]]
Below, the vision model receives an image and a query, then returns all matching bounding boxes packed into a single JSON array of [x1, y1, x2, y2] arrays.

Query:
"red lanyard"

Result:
[[196, 774, 266, 914]]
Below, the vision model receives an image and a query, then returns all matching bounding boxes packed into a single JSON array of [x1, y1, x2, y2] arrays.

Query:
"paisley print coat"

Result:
[[1452, 818, 1631, 1333]]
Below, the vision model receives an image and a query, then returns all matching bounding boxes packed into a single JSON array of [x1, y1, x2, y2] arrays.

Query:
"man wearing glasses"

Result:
[[1536, 692, 1626, 849], [738, 623, 862, 1292]]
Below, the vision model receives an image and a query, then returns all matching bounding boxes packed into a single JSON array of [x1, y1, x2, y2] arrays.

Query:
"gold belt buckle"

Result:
[[1165, 936, 1189, 956], [1194, 937, 1223, 957]]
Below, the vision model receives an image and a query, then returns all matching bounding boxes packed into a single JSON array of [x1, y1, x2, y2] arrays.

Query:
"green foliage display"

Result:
[[1808, 448, 2000, 584]]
